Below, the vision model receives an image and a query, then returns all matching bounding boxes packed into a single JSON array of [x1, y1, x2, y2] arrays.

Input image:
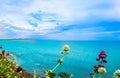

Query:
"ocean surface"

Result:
[[0, 40, 120, 78]]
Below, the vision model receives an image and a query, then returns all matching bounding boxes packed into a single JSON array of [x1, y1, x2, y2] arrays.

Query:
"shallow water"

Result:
[[0, 40, 120, 78]]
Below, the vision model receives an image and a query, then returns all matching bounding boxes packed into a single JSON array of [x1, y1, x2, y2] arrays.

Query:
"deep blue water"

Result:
[[0, 40, 120, 78]]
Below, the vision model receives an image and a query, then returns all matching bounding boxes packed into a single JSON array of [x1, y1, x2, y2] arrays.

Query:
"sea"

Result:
[[0, 40, 120, 78]]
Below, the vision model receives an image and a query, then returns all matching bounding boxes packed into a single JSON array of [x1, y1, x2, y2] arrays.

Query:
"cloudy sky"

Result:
[[0, 0, 120, 40]]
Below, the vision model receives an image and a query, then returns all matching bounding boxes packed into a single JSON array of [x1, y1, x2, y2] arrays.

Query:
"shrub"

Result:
[[0, 50, 23, 78]]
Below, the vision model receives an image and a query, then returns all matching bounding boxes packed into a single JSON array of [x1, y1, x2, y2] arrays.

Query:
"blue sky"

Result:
[[0, 0, 120, 40]]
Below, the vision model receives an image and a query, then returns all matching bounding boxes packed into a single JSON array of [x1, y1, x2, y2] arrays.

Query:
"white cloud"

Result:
[[0, 30, 6, 39], [0, 24, 7, 38], [1, 0, 120, 24], [113, 0, 120, 19], [0, 0, 120, 39], [45, 27, 120, 40], [45, 27, 102, 40], [0, 14, 36, 30]]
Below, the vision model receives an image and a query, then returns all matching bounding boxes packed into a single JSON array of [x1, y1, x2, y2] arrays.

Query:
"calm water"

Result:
[[0, 40, 120, 78]]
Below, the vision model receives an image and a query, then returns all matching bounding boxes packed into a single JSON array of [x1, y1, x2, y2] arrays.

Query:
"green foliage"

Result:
[[0, 50, 23, 78]]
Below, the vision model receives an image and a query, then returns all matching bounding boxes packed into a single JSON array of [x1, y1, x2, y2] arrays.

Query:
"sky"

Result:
[[0, 0, 120, 40]]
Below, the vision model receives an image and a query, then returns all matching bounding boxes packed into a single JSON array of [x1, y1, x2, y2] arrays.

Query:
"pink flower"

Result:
[[6, 53, 10, 56], [2, 50, 5, 56], [98, 64, 104, 67], [100, 50, 107, 55], [90, 50, 107, 77], [96, 58, 100, 61], [99, 50, 107, 58], [99, 55, 106, 58]]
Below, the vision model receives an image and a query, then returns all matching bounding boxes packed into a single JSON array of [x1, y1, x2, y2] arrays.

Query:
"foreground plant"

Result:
[[0, 49, 23, 78], [45, 45, 70, 78], [113, 69, 120, 78], [33, 70, 37, 78], [90, 50, 107, 78]]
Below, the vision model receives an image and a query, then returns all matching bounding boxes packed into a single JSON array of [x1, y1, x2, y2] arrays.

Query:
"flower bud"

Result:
[[113, 69, 120, 77], [14, 76, 17, 78], [98, 67, 107, 74], [58, 59, 63, 65], [20, 71, 22, 74], [96, 58, 100, 61], [90, 73, 93, 76], [94, 65, 98, 68], [103, 60, 107, 63], [62, 45, 70, 51], [12, 57, 16, 60], [6, 53, 10, 56], [46, 70, 56, 78], [98, 64, 104, 67]]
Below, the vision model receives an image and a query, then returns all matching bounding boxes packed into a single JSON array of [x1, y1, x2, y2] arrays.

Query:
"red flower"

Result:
[[96, 58, 100, 61], [6, 53, 10, 56], [98, 64, 104, 67], [2, 50, 5, 56], [12, 66, 17, 72], [99, 50, 107, 58], [99, 55, 106, 58]]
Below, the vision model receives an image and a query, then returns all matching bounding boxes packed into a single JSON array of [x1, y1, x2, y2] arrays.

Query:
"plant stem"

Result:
[[61, 54, 65, 59], [33, 70, 36, 78], [52, 54, 66, 72], [92, 72, 97, 78], [52, 63, 60, 71]]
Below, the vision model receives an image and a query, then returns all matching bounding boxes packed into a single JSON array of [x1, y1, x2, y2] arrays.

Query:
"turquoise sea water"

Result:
[[0, 40, 120, 78]]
